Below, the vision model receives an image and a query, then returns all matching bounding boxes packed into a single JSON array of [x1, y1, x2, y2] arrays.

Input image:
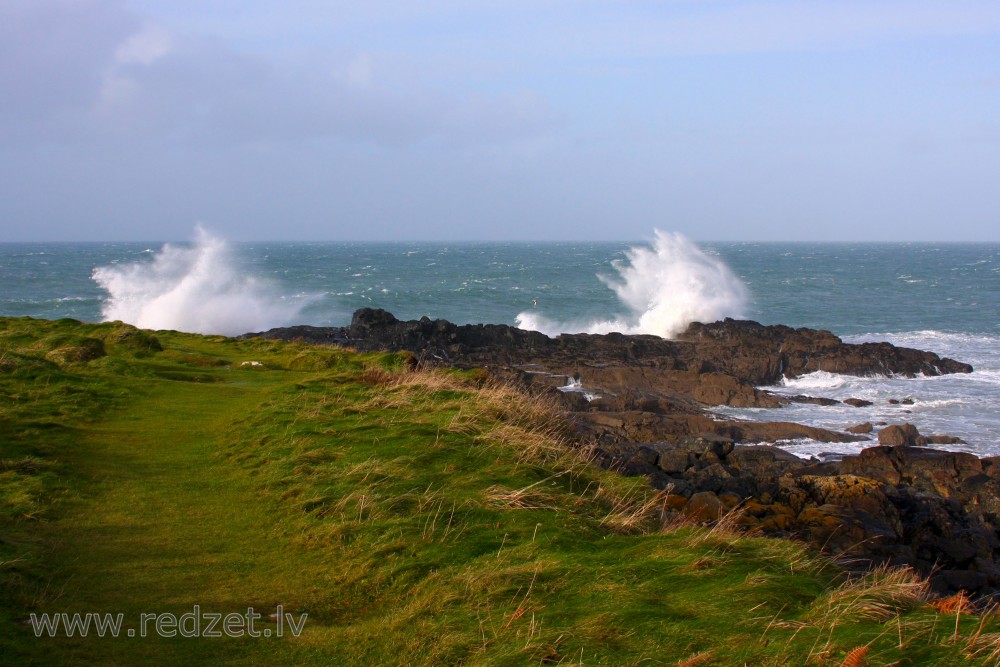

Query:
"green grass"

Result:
[[2, 315, 999, 665]]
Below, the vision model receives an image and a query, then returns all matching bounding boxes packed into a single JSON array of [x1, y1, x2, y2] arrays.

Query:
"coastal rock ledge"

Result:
[[245, 309, 993, 595]]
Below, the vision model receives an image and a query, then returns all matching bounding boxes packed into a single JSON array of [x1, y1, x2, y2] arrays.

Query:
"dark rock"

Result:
[[787, 394, 841, 406], [716, 421, 865, 445], [727, 445, 804, 474], [941, 570, 986, 592], [678, 318, 972, 384], [877, 423, 922, 447], [656, 448, 691, 475], [982, 457, 1000, 478], [846, 422, 874, 434], [923, 435, 967, 445], [844, 398, 874, 408], [684, 492, 723, 523]]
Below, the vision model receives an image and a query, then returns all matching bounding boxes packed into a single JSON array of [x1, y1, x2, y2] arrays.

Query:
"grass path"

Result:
[[30, 378, 340, 665]]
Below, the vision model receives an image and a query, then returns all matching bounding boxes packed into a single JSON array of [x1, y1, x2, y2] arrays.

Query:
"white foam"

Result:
[[778, 370, 853, 392], [92, 226, 306, 336], [516, 230, 748, 339], [714, 328, 1000, 456]]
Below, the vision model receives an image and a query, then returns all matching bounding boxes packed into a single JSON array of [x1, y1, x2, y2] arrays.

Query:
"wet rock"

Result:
[[844, 398, 874, 408], [877, 423, 922, 447], [923, 435, 967, 445], [787, 394, 841, 406], [846, 422, 874, 434], [678, 318, 971, 384], [716, 421, 865, 444]]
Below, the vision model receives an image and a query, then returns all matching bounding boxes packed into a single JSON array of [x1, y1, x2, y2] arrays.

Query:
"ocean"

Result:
[[2, 231, 999, 458]]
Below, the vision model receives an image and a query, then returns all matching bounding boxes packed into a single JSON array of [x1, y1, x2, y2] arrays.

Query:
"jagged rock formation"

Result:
[[247, 308, 971, 446], [245, 309, 994, 594], [601, 434, 1000, 595]]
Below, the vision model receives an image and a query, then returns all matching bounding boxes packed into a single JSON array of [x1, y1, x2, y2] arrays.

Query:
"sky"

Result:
[[2, 0, 999, 242]]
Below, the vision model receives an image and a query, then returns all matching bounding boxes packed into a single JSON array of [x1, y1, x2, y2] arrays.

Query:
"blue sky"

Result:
[[2, 0, 999, 241]]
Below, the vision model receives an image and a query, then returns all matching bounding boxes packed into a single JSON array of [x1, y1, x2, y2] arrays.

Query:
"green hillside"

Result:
[[1, 316, 997, 665]]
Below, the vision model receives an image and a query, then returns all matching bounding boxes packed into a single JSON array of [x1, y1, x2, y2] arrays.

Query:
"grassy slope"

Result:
[[2, 316, 999, 666]]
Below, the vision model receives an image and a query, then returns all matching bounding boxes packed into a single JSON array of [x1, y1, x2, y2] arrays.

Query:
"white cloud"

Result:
[[115, 23, 174, 65]]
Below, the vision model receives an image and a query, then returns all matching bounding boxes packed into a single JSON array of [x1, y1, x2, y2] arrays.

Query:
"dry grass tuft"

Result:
[[477, 423, 568, 464], [683, 502, 753, 547], [808, 565, 928, 627], [485, 475, 563, 511], [599, 487, 669, 535], [358, 366, 397, 386], [967, 632, 1000, 665]]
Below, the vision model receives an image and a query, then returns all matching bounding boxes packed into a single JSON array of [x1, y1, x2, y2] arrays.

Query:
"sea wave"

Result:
[[516, 230, 748, 338], [92, 226, 310, 335]]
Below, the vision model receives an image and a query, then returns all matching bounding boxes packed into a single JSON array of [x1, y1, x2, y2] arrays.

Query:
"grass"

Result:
[[2, 315, 1000, 665]]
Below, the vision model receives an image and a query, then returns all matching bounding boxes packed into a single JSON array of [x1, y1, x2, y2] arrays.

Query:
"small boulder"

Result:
[[923, 435, 967, 445], [787, 394, 840, 406], [684, 491, 724, 523], [878, 423, 922, 447], [656, 449, 691, 475]]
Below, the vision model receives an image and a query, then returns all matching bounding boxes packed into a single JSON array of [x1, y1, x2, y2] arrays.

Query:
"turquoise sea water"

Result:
[[3, 240, 998, 336], [2, 237, 999, 456]]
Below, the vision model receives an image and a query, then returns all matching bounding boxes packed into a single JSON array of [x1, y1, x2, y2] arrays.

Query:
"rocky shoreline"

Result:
[[245, 309, 1000, 596]]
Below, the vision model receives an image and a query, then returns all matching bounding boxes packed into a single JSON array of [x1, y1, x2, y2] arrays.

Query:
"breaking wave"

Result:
[[516, 230, 748, 338], [92, 226, 304, 335]]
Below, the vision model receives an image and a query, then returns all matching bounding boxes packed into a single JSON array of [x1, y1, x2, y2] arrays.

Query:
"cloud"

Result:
[[0, 0, 136, 138], [2, 0, 561, 149], [115, 23, 174, 65]]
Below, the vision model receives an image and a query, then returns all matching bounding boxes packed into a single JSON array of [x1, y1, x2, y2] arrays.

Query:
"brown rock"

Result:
[[837, 446, 902, 485], [877, 423, 922, 447], [727, 445, 803, 475], [923, 435, 967, 445], [656, 449, 692, 475], [720, 421, 865, 444], [796, 474, 900, 532], [684, 491, 724, 523], [787, 395, 840, 406], [663, 494, 688, 511]]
